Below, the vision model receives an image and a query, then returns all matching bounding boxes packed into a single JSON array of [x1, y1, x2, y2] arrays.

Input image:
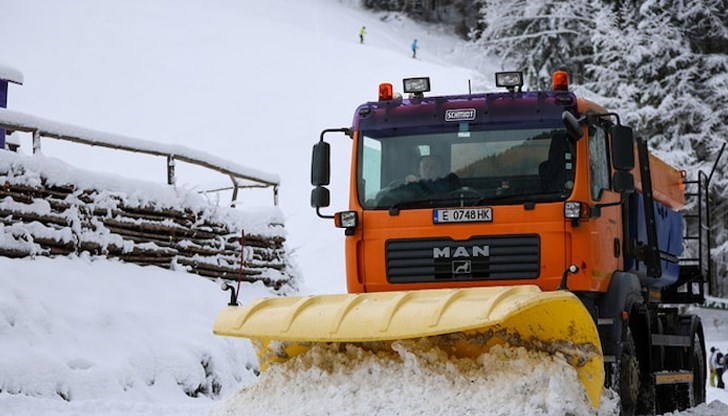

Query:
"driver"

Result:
[[406, 155, 443, 183]]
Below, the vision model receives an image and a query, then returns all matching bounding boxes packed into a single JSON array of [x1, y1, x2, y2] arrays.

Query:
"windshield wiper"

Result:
[[474, 191, 566, 206], [386, 197, 463, 215]]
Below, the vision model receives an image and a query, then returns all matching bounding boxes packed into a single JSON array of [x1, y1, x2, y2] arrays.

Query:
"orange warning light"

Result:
[[552, 71, 569, 91], [378, 83, 393, 101]]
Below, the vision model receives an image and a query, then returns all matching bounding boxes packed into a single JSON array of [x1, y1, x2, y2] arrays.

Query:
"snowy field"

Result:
[[2, 0, 728, 415]]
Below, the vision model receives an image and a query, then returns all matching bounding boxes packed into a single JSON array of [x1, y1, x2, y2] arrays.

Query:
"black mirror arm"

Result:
[[320, 127, 352, 141], [316, 207, 335, 219], [591, 193, 628, 218]]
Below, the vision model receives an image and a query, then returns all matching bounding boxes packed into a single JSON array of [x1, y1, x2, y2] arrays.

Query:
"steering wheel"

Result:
[[448, 186, 485, 200], [385, 179, 405, 188]]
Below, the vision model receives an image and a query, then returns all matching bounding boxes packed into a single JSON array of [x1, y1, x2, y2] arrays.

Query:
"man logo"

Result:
[[433, 245, 490, 259], [452, 260, 471, 274]]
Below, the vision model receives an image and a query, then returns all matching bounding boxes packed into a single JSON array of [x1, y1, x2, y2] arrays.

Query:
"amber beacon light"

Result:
[[552, 71, 569, 91], [378, 83, 393, 101]]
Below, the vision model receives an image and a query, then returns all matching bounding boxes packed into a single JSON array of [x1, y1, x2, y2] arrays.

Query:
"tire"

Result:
[[619, 327, 640, 416], [690, 332, 706, 406], [671, 332, 706, 411]]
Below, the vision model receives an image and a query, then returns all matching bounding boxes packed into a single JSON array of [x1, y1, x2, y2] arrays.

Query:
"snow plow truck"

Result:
[[214, 71, 721, 415]]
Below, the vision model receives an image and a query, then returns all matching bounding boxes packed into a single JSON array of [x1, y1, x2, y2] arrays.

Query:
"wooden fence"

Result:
[[0, 107, 280, 207]]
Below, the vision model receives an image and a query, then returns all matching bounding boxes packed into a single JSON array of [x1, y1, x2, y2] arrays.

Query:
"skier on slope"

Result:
[[411, 39, 418, 58]]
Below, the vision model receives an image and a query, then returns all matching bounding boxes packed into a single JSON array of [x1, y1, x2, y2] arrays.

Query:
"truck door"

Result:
[[586, 124, 621, 288]]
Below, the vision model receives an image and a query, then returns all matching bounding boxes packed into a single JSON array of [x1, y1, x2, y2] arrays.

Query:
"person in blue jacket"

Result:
[[411, 39, 418, 58]]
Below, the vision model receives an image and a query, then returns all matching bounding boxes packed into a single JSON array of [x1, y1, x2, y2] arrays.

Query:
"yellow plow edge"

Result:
[[214, 285, 604, 408]]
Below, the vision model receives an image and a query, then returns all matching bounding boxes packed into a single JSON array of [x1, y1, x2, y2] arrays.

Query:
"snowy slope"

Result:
[[2, 1, 728, 415], [1, 0, 487, 296]]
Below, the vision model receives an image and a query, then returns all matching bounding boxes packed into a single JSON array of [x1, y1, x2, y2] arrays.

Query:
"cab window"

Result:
[[588, 125, 611, 200]]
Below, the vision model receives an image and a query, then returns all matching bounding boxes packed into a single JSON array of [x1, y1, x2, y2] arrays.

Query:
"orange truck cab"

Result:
[[311, 72, 715, 414]]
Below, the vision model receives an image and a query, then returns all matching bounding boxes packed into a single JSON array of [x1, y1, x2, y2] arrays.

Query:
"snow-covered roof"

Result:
[[0, 62, 24, 85]]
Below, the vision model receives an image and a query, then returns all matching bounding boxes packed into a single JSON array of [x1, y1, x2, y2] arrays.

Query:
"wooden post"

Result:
[[167, 155, 176, 185], [32, 129, 41, 154], [230, 176, 239, 208]]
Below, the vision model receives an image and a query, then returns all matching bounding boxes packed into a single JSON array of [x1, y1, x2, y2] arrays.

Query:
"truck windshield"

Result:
[[358, 126, 574, 209]]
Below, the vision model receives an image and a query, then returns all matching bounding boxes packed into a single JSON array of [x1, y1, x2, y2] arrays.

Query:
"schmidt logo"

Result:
[[445, 108, 476, 122]]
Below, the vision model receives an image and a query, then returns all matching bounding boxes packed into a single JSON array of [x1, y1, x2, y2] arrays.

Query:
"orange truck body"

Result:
[[342, 96, 685, 296], [306, 74, 707, 413]]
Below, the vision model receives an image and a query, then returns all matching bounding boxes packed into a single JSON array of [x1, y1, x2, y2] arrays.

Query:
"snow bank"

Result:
[[211, 340, 618, 416], [0, 256, 263, 404]]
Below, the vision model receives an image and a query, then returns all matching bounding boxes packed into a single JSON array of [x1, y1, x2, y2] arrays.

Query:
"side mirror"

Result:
[[612, 170, 635, 194], [611, 125, 635, 171], [562, 111, 583, 141], [310, 186, 330, 208], [311, 141, 330, 186]]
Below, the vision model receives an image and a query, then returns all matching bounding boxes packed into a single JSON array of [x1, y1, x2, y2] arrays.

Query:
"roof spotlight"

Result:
[[495, 71, 524, 92], [403, 77, 431, 97]]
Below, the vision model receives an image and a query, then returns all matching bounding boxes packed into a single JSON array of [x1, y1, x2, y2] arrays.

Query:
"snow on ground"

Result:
[[2, 0, 728, 415], [0, 257, 262, 416], [2, 256, 728, 416], [211, 341, 608, 416]]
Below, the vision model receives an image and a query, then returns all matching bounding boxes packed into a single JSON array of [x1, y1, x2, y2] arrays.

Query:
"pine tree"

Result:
[[582, 2, 640, 109], [474, 0, 596, 88], [468, 0, 728, 291]]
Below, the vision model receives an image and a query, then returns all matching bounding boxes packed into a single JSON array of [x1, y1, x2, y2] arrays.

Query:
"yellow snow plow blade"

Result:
[[214, 285, 603, 408]]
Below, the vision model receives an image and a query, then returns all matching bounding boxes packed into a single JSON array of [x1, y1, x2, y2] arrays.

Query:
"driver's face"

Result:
[[420, 156, 441, 179]]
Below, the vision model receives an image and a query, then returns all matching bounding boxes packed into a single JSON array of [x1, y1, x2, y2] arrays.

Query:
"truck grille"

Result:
[[385, 235, 540, 283]]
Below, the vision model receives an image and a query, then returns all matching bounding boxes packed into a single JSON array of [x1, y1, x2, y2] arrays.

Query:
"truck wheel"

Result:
[[689, 332, 706, 406], [619, 327, 640, 416], [675, 330, 706, 410]]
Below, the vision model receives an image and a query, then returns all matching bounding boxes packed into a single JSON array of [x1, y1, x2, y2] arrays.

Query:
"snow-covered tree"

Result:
[[473, 0, 596, 88], [471, 0, 728, 293], [634, 0, 728, 291], [582, 2, 641, 110]]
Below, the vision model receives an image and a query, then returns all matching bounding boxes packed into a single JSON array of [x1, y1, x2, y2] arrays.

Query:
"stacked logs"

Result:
[[0, 173, 294, 292]]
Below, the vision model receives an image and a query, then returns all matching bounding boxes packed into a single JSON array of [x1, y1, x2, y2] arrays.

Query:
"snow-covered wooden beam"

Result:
[[0, 107, 280, 206]]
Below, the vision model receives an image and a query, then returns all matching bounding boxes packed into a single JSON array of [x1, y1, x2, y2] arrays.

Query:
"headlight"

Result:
[[564, 202, 582, 219], [335, 211, 358, 228]]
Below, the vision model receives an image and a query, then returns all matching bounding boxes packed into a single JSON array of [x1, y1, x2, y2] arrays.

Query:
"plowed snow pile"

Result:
[[211, 340, 619, 416]]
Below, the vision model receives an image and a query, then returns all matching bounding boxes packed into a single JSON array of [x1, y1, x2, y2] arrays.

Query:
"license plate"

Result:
[[433, 207, 492, 224]]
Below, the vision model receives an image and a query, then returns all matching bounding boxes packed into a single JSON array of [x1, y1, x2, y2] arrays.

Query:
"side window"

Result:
[[589, 125, 610, 200], [361, 137, 382, 201]]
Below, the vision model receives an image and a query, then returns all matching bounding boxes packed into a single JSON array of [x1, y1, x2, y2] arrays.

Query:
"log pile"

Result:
[[0, 162, 295, 293]]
